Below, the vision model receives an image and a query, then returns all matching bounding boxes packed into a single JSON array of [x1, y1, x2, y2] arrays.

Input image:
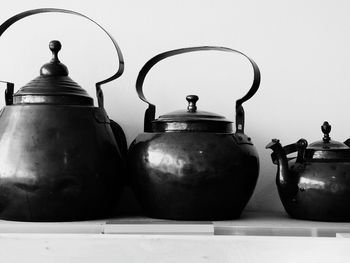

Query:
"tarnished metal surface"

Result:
[[0, 9, 126, 221], [129, 46, 261, 220], [16, 40, 93, 103], [267, 122, 350, 221], [0, 106, 124, 221], [129, 133, 259, 220]]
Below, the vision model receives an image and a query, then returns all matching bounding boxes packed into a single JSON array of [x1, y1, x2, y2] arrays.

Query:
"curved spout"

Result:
[[266, 139, 307, 199], [266, 139, 290, 187]]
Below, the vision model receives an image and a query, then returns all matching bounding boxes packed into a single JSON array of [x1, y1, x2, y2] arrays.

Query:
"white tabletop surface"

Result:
[[0, 234, 349, 263]]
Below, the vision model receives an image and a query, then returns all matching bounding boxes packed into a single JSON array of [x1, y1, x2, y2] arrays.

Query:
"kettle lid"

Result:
[[151, 95, 232, 132], [13, 40, 93, 105], [304, 121, 350, 161]]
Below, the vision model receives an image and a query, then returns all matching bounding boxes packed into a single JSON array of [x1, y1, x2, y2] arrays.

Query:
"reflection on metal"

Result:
[[148, 149, 186, 177], [299, 177, 325, 190]]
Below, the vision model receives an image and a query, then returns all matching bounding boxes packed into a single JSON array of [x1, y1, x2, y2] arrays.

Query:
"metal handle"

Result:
[[268, 139, 308, 164], [136, 46, 261, 132], [0, 8, 124, 108]]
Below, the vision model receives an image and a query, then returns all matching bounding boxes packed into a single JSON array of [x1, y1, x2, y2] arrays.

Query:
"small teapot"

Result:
[[267, 121, 350, 221], [0, 9, 126, 221], [128, 46, 261, 220]]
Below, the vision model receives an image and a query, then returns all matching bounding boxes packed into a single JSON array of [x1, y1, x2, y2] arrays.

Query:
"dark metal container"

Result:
[[267, 121, 350, 221], [0, 8, 126, 221], [128, 46, 261, 220]]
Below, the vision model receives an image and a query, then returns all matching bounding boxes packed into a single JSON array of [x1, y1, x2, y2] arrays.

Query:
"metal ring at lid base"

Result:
[[13, 95, 94, 105], [151, 121, 233, 132]]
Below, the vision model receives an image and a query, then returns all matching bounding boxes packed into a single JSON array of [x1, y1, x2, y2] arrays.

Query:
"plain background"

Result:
[[0, 0, 348, 214]]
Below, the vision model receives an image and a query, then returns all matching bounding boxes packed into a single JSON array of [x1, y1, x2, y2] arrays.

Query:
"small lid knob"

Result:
[[40, 40, 68, 76], [322, 121, 331, 143], [49, 40, 62, 63], [186, 95, 199, 112]]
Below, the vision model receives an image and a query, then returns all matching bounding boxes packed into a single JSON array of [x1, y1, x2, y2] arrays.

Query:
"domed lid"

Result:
[[151, 95, 232, 132], [13, 40, 93, 105], [304, 121, 350, 161]]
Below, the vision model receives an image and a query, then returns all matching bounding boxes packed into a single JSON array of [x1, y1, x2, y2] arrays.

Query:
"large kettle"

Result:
[[128, 46, 261, 220], [0, 8, 126, 221], [267, 121, 350, 221]]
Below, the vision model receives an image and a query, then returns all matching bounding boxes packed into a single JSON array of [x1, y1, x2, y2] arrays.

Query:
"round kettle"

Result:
[[128, 46, 261, 220], [0, 9, 127, 221], [267, 121, 350, 221]]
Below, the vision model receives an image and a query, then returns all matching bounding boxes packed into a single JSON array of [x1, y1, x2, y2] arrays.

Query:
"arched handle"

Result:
[[136, 46, 261, 132], [0, 8, 124, 108]]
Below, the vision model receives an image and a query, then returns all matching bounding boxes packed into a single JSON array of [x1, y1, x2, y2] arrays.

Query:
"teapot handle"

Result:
[[0, 8, 124, 108], [268, 139, 308, 164], [136, 46, 261, 132]]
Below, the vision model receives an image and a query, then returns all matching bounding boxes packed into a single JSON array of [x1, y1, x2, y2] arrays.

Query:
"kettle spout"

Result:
[[266, 139, 290, 187]]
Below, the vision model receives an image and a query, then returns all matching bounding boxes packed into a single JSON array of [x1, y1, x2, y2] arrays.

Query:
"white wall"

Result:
[[0, 0, 349, 213]]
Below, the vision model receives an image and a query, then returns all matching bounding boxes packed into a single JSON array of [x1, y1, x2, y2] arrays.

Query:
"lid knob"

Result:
[[322, 121, 331, 143], [49, 40, 62, 63], [40, 40, 69, 77], [186, 95, 199, 112]]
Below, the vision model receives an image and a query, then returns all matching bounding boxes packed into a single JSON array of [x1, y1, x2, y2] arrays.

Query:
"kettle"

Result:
[[128, 46, 261, 220], [0, 8, 126, 221], [267, 121, 350, 221]]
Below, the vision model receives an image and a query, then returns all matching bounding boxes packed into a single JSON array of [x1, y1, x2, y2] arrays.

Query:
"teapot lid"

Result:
[[304, 121, 350, 161], [13, 40, 93, 105], [151, 95, 232, 132]]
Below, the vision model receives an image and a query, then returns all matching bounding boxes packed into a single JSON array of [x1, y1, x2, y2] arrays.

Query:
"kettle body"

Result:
[[281, 161, 350, 222], [0, 105, 124, 221], [0, 9, 126, 221], [128, 46, 261, 220], [129, 132, 259, 220]]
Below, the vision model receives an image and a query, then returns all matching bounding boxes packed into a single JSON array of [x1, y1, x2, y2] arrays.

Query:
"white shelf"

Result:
[[1, 211, 350, 237], [213, 211, 350, 237], [1, 212, 350, 261]]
